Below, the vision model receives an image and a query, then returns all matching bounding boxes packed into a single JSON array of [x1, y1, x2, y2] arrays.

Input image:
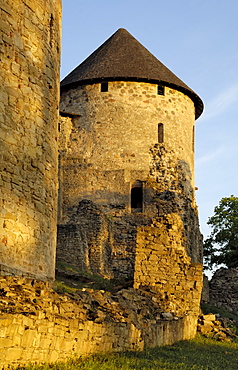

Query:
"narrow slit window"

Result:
[[158, 123, 164, 143], [131, 181, 143, 213], [157, 85, 165, 95], [192, 126, 195, 152], [101, 82, 108, 92], [49, 14, 54, 47]]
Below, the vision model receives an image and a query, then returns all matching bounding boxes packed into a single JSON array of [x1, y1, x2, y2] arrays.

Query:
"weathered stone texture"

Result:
[[57, 200, 113, 277], [57, 79, 203, 319], [209, 268, 238, 313], [0, 277, 198, 368], [0, 0, 61, 279], [58, 81, 201, 276], [201, 274, 210, 303], [134, 218, 203, 317], [197, 314, 236, 341], [59, 81, 195, 221]]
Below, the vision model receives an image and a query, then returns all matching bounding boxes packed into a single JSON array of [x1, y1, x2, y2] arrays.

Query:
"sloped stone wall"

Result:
[[0, 0, 61, 280], [0, 277, 197, 368]]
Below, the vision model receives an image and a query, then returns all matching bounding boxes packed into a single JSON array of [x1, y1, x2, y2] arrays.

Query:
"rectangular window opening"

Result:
[[101, 82, 108, 92], [158, 123, 164, 143], [157, 85, 165, 95], [131, 181, 143, 213]]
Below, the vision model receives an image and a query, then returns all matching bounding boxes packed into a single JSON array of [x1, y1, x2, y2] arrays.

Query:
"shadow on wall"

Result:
[[153, 165, 203, 263], [57, 144, 203, 281], [57, 198, 152, 279]]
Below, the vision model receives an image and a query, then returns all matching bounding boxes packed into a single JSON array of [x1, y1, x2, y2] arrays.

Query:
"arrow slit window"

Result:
[[158, 123, 164, 143]]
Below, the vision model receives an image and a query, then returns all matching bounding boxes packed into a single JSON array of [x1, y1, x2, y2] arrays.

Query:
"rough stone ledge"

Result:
[[0, 276, 198, 368]]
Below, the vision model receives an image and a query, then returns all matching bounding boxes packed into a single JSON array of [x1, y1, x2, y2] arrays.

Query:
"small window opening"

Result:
[[157, 85, 165, 95], [101, 82, 108, 92], [131, 181, 143, 213], [58, 122, 61, 132], [158, 123, 164, 143], [49, 14, 54, 47]]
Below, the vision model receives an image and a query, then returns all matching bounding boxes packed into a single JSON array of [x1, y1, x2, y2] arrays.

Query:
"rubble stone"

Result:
[[0, 277, 197, 368]]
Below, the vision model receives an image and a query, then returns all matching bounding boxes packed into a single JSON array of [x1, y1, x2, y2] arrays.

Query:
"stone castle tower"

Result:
[[58, 28, 204, 317], [0, 18, 205, 364], [0, 0, 61, 280]]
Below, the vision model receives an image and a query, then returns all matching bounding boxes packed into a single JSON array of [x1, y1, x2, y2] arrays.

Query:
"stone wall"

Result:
[[201, 274, 210, 304], [57, 200, 113, 278], [0, 277, 197, 368], [133, 143, 203, 317], [209, 268, 238, 313], [57, 80, 203, 320], [0, 0, 61, 280], [57, 81, 201, 279], [59, 81, 195, 224], [134, 219, 203, 317]]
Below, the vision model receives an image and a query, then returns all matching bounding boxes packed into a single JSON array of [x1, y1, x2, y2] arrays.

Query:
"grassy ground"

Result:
[[13, 334, 238, 370], [54, 261, 132, 293]]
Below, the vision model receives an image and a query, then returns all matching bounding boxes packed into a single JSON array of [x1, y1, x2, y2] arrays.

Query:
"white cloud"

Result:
[[199, 83, 238, 121]]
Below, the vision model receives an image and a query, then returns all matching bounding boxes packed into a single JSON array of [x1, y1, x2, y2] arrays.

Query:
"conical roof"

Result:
[[61, 28, 203, 119]]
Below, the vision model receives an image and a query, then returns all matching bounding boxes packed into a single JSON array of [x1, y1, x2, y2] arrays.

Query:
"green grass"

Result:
[[54, 261, 132, 293], [12, 334, 238, 370]]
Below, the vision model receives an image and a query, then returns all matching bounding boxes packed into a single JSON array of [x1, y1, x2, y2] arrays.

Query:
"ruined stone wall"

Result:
[[0, 0, 61, 280], [58, 81, 198, 278], [148, 143, 203, 263], [57, 200, 113, 278], [209, 268, 238, 313], [0, 277, 198, 368], [133, 143, 203, 317], [134, 219, 203, 317]]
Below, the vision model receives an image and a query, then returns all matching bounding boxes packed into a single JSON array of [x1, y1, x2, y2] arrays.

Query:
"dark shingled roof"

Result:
[[61, 28, 203, 119]]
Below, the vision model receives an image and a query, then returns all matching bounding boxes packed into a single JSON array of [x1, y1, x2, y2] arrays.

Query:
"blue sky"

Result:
[[61, 0, 238, 242]]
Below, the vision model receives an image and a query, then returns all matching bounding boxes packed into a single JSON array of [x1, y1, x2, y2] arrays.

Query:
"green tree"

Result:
[[204, 195, 238, 269]]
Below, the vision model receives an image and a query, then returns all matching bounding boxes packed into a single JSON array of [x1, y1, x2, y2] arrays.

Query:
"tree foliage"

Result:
[[204, 195, 238, 270]]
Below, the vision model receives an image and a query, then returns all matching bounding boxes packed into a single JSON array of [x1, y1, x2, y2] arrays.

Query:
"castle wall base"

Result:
[[0, 277, 198, 368]]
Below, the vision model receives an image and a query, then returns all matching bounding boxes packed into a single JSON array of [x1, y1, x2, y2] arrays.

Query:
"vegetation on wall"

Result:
[[204, 195, 238, 269]]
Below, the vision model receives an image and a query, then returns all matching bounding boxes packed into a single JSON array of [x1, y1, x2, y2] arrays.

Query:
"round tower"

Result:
[[0, 0, 61, 280], [58, 29, 203, 280]]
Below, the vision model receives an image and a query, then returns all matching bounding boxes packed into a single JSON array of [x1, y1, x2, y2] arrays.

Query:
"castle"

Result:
[[0, 1, 204, 366], [57, 28, 203, 316]]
